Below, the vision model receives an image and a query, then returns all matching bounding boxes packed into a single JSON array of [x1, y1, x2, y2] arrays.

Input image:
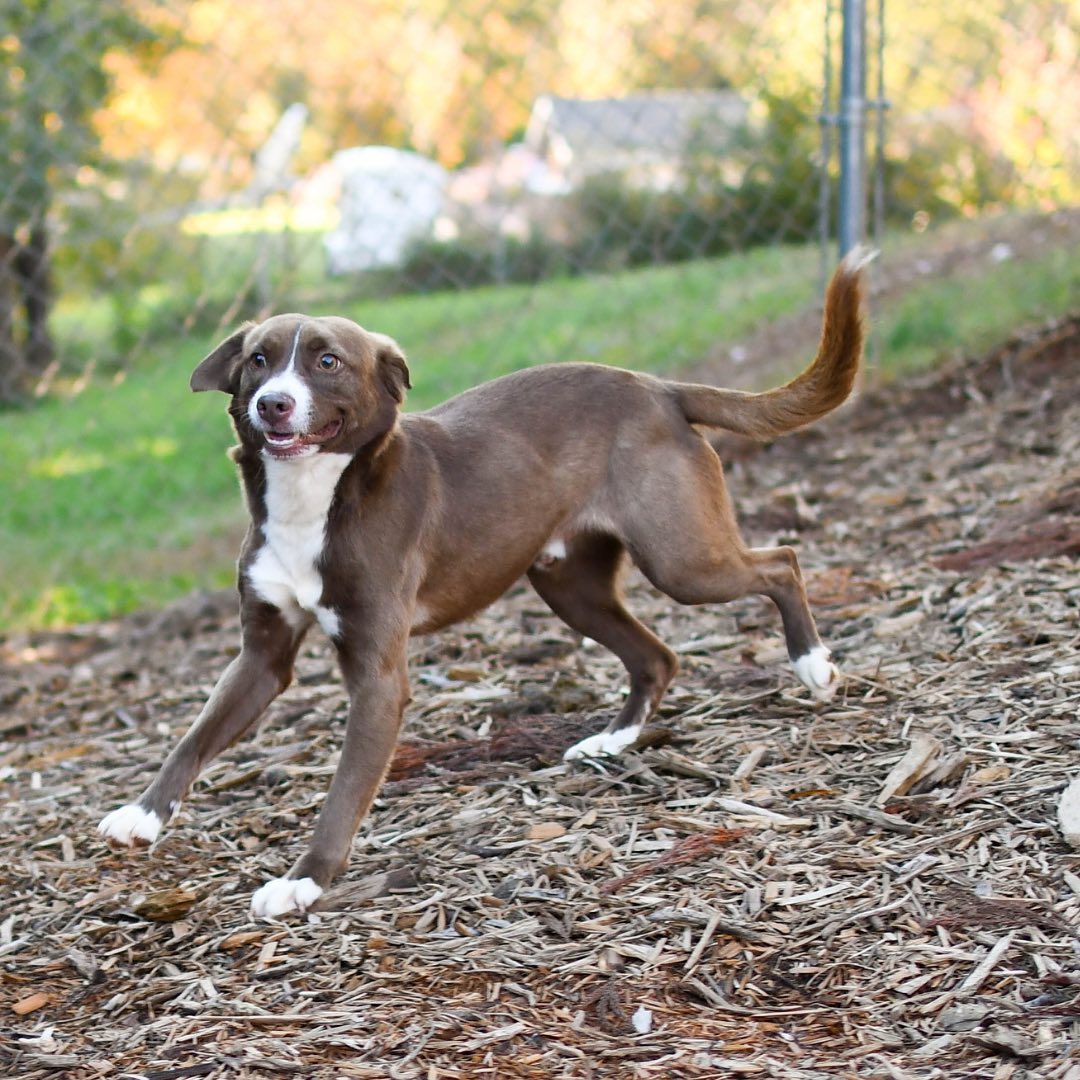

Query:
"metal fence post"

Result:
[[838, 0, 867, 256], [818, 0, 835, 293]]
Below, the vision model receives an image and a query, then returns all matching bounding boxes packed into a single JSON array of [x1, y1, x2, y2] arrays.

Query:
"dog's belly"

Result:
[[410, 566, 528, 635], [409, 513, 609, 636]]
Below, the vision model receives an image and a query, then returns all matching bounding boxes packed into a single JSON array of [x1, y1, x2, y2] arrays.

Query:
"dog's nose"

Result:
[[257, 392, 295, 421]]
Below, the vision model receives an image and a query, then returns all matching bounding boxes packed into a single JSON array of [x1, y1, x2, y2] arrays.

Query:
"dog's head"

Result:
[[191, 315, 410, 461]]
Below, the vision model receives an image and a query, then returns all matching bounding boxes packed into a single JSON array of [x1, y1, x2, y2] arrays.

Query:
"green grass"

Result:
[[0, 357, 244, 629], [878, 243, 1080, 375], [1, 235, 1076, 631], [0, 244, 817, 629]]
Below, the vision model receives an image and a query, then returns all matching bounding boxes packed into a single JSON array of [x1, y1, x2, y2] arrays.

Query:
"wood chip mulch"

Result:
[[2, 316, 1078, 1078]]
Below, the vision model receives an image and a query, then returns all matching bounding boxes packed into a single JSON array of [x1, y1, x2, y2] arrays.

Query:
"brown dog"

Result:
[[98, 250, 870, 917]]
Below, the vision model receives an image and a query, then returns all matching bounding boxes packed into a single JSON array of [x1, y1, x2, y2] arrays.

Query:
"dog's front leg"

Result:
[[98, 602, 307, 848], [250, 633, 410, 918]]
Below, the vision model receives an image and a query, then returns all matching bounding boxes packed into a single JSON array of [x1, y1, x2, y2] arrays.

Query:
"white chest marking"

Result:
[[247, 452, 352, 637]]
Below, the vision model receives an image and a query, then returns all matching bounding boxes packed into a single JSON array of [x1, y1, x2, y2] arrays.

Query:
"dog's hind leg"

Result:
[[622, 443, 840, 702], [528, 533, 678, 761], [98, 602, 308, 848], [749, 545, 839, 700], [639, 539, 839, 703]]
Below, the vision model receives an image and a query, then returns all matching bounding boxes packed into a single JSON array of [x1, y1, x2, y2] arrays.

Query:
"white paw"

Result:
[[563, 725, 642, 762], [792, 646, 840, 702], [97, 804, 162, 847], [250, 876, 323, 918]]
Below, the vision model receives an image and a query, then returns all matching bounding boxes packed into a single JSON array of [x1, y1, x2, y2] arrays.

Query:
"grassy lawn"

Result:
[[878, 242, 1080, 375], [1, 234, 1076, 631]]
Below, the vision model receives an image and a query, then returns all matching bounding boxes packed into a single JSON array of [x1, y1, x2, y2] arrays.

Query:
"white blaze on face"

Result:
[[248, 322, 314, 433]]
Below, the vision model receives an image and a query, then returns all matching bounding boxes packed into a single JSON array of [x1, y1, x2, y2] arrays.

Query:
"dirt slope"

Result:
[[1, 316, 1078, 1078], [691, 207, 1080, 392]]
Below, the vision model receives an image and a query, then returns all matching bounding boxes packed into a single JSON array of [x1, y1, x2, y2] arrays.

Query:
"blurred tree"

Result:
[[0, 0, 161, 402], [92, 0, 1074, 218]]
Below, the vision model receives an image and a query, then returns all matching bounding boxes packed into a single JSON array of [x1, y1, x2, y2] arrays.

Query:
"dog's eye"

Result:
[[319, 354, 340, 371], [251, 353, 267, 369]]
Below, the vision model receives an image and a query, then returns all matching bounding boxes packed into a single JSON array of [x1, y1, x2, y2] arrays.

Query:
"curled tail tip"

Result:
[[839, 244, 879, 276]]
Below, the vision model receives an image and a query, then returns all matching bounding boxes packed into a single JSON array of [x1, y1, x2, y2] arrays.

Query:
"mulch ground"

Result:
[[2, 314, 1078, 1079]]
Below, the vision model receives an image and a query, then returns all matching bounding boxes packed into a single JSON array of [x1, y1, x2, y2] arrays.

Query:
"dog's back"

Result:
[[420, 245, 870, 448]]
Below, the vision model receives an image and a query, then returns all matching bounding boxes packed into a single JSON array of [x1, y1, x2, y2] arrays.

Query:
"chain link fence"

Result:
[[3, 0, 1076, 396], [1, 0, 1077, 626]]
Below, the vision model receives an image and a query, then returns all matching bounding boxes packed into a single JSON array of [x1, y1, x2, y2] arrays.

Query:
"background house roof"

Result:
[[525, 89, 749, 165]]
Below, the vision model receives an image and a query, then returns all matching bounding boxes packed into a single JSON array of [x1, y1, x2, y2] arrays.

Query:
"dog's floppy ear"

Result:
[[190, 323, 254, 393], [372, 332, 411, 403]]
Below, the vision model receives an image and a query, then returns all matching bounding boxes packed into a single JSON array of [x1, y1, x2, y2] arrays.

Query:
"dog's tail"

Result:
[[673, 247, 874, 440]]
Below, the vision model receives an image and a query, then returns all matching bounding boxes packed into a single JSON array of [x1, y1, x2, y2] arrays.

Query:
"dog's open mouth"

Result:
[[263, 418, 343, 458]]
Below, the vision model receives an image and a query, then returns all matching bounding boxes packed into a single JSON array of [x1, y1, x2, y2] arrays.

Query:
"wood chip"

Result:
[[218, 930, 266, 951], [958, 932, 1015, 993], [133, 887, 199, 922], [878, 732, 944, 806], [527, 822, 567, 840], [873, 610, 926, 638], [12, 992, 50, 1016]]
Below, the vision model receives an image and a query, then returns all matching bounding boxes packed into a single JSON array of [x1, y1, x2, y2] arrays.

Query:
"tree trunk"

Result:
[[14, 219, 54, 370], [0, 234, 25, 405], [0, 211, 53, 405]]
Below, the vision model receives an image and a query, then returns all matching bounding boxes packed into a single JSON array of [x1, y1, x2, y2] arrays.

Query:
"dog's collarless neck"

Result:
[[260, 451, 354, 527]]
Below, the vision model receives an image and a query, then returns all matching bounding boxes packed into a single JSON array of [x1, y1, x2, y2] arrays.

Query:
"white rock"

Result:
[[1057, 775, 1080, 848]]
